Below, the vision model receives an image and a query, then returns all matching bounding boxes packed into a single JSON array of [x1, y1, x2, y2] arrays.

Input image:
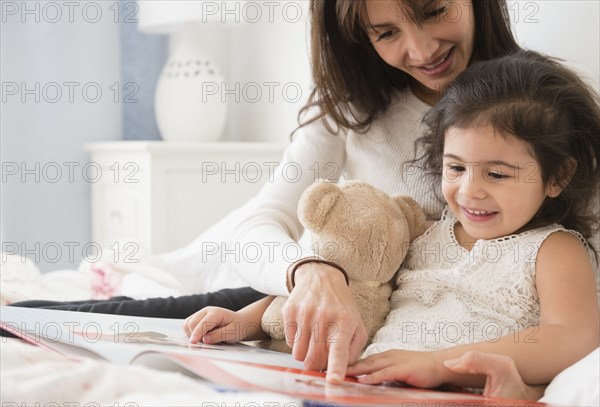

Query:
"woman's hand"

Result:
[[346, 349, 445, 388], [443, 351, 546, 400], [283, 262, 368, 383]]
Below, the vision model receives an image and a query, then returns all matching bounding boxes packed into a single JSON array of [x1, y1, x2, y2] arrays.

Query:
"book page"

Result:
[[154, 352, 537, 406], [0, 306, 302, 368]]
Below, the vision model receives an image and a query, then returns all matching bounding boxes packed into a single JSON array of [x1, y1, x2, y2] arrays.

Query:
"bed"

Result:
[[0, 249, 302, 405], [1, 251, 598, 406]]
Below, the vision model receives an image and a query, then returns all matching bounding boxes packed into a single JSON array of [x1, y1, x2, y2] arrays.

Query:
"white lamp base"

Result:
[[155, 25, 227, 142]]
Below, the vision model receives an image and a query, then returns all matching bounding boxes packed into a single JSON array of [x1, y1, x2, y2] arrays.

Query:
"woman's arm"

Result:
[[228, 117, 368, 381], [231, 115, 347, 296], [348, 231, 599, 388]]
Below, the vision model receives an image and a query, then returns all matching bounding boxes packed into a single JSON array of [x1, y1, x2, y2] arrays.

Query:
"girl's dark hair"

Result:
[[299, 0, 520, 133], [417, 50, 600, 239]]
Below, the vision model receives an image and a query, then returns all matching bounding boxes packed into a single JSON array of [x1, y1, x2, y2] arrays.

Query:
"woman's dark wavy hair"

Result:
[[417, 50, 600, 239], [298, 0, 520, 134]]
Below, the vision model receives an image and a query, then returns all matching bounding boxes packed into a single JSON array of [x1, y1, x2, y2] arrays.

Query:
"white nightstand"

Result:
[[85, 141, 286, 255]]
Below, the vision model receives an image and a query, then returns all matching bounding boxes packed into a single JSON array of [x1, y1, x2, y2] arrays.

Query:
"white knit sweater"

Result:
[[232, 88, 444, 296]]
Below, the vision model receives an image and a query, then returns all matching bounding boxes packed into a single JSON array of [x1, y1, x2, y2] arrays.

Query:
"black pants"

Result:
[[2, 286, 266, 337]]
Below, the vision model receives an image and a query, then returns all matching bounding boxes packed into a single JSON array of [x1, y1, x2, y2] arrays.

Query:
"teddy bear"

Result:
[[261, 180, 428, 348]]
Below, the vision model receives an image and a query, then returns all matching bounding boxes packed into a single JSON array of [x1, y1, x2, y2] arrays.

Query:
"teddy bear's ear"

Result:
[[393, 195, 428, 240], [298, 180, 341, 233]]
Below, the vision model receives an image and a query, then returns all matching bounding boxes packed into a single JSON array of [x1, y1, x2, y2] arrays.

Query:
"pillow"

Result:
[[540, 347, 599, 406]]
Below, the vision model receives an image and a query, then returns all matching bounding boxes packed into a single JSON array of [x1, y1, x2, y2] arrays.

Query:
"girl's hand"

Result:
[[283, 262, 368, 383], [443, 351, 546, 400], [183, 306, 261, 344], [346, 349, 445, 388], [349, 350, 546, 400]]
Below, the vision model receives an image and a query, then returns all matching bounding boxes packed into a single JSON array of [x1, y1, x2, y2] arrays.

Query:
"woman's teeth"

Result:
[[423, 50, 450, 69]]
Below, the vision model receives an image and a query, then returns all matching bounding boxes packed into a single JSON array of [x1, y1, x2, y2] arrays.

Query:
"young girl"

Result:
[[183, 50, 600, 394]]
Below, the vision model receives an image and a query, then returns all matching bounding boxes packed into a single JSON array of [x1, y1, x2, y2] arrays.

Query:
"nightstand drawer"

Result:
[[101, 185, 140, 236]]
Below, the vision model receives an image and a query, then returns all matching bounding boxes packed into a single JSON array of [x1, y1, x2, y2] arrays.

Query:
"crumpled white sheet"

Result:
[[1, 253, 91, 305], [0, 251, 188, 306], [0, 338, 298, 406]]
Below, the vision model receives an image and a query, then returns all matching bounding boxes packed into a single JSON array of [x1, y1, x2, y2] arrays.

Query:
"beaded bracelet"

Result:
[[289, 258, 350, 289]]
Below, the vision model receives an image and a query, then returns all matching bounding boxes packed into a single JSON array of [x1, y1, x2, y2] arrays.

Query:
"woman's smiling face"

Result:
[[365, 0, 475, 98]]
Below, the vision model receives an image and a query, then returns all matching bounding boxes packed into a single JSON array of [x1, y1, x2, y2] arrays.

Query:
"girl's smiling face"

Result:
[[366, 0, 475, 100], [441, 124, 562, 244]]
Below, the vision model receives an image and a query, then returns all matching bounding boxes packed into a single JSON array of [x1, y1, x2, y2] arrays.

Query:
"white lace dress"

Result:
[[363, 208, 593, 357]]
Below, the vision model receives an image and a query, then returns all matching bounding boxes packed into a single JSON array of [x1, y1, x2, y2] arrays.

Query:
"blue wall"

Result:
[[120, 0, 166, 141]]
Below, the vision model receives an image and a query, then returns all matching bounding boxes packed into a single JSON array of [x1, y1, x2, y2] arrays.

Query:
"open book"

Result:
[[1, 306, 544, 406]]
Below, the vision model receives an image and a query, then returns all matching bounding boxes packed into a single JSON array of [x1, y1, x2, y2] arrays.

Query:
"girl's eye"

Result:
[[443, 163, 464, 181], [448, 164, 465, 173], [487, 172, 507, 180]]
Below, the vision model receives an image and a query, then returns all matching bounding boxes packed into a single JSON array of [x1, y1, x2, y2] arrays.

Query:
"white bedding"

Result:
[[0, 254, 299, 405], [0, 338, 297, 406], [1, 254, 598, 406], [0, 250, 192, 305]]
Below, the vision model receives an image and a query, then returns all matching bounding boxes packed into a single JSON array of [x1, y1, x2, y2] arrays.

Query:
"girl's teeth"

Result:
[[467, 209, 491, 215]]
